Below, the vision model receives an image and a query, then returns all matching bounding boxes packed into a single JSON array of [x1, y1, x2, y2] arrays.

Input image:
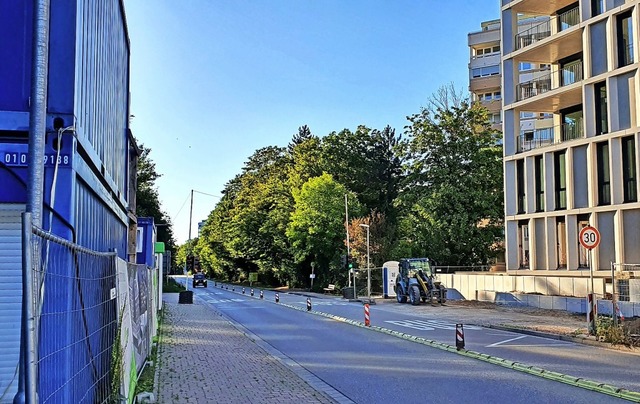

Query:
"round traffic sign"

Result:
[[579, 226, 600, 250]]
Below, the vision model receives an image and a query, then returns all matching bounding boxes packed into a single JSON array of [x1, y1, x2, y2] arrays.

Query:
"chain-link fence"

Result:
[[22, 216, 120, 403]]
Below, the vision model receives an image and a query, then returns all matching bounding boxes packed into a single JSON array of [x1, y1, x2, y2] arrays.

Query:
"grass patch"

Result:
[[163, 277, 185, 293]]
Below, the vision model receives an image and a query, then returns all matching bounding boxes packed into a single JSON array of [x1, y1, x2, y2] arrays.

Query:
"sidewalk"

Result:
[[155, 293, 336, 404]]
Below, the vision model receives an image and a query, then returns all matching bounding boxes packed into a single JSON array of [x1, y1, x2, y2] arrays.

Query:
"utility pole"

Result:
[[185, 189, 193, 291], [345, 194, 351, 287]]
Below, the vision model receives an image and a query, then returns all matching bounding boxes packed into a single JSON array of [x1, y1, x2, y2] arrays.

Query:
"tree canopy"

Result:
[[175, 84, 504, 288]]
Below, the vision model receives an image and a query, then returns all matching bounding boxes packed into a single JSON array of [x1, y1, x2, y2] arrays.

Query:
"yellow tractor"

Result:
[[395, 258, 446, 305]]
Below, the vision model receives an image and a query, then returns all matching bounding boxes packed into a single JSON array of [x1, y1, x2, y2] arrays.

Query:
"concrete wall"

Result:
[[441, 273, 640, 317]]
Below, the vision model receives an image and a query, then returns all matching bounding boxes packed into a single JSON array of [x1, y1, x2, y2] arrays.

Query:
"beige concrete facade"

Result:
[[501, 0, 640, 279]]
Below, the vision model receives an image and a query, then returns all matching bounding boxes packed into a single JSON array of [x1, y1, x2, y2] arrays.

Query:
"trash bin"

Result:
[[342, 287, 355, 300], [178, 290, 193, 304]]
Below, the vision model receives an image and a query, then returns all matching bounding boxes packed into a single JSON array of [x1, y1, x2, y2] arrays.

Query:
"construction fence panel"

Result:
[[30, 226, 118, 404]]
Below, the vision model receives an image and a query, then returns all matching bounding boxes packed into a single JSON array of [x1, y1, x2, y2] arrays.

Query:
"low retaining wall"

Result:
[[441, 273, 640, 317]]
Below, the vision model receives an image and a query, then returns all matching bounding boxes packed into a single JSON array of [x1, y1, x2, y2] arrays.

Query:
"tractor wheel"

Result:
[[439, 289, 447, 304], [396, 285, 407, 303], [410, 285, 421, 306]]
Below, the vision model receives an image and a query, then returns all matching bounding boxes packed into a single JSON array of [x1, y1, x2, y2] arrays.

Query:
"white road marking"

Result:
[[205, 298, 245, 304], [385, 319, 482, 331], [486, 335, 527, 347]]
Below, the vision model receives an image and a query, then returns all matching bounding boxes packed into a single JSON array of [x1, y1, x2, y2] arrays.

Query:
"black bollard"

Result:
[[275, 292, 280, 303], [306, 297, 312, 311], [251, 289, 254, 297], [242, 287, 245, 294], [260, 290, 264, 299], [456, 323, 465, 351]]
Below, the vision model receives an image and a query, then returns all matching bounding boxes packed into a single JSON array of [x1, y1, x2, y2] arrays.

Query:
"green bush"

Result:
[[596, 317, 627, 345]]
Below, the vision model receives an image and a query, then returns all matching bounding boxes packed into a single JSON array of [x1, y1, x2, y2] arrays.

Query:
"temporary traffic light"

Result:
[[347, 255, 354, 269], [194, 256, 201, 272], [186, 255, 194, 271]]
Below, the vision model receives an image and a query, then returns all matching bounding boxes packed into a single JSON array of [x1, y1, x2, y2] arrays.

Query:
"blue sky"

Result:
[[125, 0, 500, 244]]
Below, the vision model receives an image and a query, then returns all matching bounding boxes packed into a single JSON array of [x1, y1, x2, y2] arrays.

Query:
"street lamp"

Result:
[[359, 224, 370, 298]]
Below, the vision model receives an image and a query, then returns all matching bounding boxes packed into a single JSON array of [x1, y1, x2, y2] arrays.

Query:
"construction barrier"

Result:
[[307, 298, 312, 311], [456, 323, 465, 351], [364, 304, 370, 327]]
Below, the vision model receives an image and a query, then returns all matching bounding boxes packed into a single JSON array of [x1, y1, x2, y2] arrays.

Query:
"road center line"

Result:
[[486, 335, 527, 347]]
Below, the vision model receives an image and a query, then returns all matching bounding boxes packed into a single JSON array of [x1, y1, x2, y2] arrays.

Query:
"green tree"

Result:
[[400, 84, 503, 265], [136, 145, 177, 258], [287, 174, 363, 287]]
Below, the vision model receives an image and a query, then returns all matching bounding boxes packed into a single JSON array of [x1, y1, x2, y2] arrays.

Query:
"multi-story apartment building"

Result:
[[469, 19, 504, 131], [501, 0, 639, 273]]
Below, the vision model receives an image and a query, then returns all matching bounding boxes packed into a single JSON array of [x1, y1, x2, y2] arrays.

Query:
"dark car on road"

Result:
[[193, 272, 207, 288]]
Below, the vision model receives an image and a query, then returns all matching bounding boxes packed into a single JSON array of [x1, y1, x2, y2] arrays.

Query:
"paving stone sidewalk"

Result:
[[155, 295, 335, 404]]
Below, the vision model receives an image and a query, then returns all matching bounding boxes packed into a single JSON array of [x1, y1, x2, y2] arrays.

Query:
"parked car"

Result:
[[193, 272, 207, 288]]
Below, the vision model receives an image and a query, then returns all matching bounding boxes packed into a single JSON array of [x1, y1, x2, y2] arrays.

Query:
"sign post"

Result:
[[579, 225, 600, 335]]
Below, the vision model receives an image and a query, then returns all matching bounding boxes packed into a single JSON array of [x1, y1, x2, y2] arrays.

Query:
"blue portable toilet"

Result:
[[382, 261, 399, 298], [136, 217, 157, 267]]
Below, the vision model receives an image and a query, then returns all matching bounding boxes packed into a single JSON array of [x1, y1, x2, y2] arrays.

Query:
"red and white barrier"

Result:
[[364, 304, 370, 327], [456, 323, 465, 351]]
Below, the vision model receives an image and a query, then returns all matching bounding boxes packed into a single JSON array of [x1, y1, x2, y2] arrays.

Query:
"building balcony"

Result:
[[512, 7, 582, 63], [516, 60, 583, 102], [516, 119, 583, 153], [470, 75, 501, 93], [505, 0, 579, 16]]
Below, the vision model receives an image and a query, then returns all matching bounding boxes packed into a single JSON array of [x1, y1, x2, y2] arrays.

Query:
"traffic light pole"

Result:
[[345, 194, 351, 288]]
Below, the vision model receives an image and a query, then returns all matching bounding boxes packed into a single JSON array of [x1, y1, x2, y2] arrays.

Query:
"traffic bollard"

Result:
[[364, 303, 370, 326], [275, 292, 280, 303], [456, 323, 465, 351], [307, 297, 312, 311], [242, 287, 245, 294], [232, 286, 235, 292], [587, 293, 596, 335], [251, 288, 254, 297], [260, 290, 264, 299]]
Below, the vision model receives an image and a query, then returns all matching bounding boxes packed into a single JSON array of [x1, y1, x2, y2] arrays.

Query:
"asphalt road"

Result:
[[180, 280, 634, 403]]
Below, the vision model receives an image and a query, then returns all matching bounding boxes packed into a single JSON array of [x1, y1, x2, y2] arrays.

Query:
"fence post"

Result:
[[14, 212, 38, 404]]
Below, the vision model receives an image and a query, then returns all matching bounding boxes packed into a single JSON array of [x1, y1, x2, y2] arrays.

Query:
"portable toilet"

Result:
[[382, 261, 399, 298]]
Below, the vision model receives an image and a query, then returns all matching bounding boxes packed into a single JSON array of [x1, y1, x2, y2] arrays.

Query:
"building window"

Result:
[[622, 136, 637, 203], [560, 56, 583, 86], [591, 0, 604, 17], [561, 107, 583, 141], [578, 216, 589, 268], [492, 45, 500, 53], [558, 4, 580, 31], [494, 91, 501, 99], [554, 151, 567, 210], [472, 65, 500, 78], [519, 62, 533, 71], [617, 11, 634, 67], [518, 220, 530, 269], [489, 112, 502, 124], [594, 81, 608, 135], [517, 159, 525, 214], [597, 141, 611, 205], [556, 217, 567, 269], [535, 155, 544, 212]]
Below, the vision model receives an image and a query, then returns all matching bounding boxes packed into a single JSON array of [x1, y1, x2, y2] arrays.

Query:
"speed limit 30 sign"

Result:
[[579, 226, 600, 250]]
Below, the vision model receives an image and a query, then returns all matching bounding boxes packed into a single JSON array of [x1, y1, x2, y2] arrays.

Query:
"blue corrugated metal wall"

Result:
[[0, 1, 133, 401], [74, 0, 130, 196]]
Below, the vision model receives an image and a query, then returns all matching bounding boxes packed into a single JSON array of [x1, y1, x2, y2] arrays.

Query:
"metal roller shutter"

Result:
[[0, 205, 24, 402]]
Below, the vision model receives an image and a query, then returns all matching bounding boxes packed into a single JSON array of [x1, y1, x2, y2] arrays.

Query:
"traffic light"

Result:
[[341, 254, 347, 268], [186, 255, 194, 272], [194, 256, 201, 272], [347, 255, 354, 270]]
